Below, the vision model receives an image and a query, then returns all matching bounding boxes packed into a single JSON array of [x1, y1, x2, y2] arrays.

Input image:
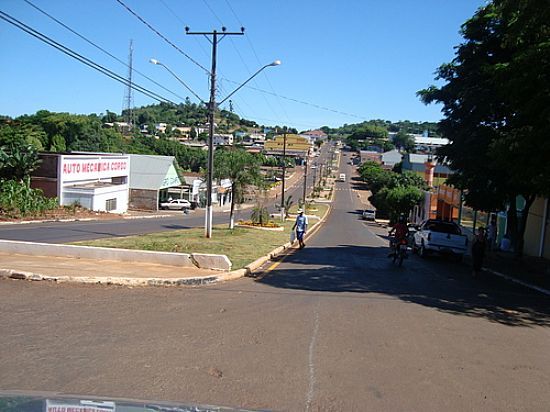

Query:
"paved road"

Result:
[[0, 145, 331, 244], [1, 151, 548, 410]]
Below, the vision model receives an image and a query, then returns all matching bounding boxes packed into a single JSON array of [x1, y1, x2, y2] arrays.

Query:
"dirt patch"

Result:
[[0, 206, 122, 223]]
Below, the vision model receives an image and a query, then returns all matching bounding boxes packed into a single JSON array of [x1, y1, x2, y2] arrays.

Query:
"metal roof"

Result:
[[128, 154, 181, 190]]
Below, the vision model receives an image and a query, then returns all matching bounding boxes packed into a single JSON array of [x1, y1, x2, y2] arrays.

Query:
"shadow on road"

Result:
[[257, 245, 550, 328], [161, 224, 192, 230]]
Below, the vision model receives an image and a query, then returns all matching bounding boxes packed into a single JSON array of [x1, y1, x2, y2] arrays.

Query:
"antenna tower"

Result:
[[123, 39, 135, 131]]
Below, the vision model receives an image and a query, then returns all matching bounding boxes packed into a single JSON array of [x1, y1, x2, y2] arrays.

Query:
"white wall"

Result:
[[91, 186, 129, 213]]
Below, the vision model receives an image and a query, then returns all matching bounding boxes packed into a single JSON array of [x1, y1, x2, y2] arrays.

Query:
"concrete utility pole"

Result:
[[313, 162, 318, 193], [302, 153, 308, 207], [186, 27, 244, 238], [280, 128, 287, 221]]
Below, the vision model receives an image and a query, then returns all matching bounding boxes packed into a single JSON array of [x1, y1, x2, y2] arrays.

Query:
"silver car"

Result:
[[160, 199, 191, 210], [362, 209, 376, 221]]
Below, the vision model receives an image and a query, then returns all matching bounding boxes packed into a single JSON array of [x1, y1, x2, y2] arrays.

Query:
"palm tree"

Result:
[[283, 195, 294, 219], [214, 148, 261, 229]]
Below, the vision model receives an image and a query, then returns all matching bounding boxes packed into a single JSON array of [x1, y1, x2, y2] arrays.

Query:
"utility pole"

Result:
[[302, 152, 309, 207], [280, 127, 287, 221], [312, 162, 317, 194], [186, 27, 244, 238]]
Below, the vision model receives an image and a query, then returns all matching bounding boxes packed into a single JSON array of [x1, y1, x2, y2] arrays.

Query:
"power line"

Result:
[[223, 0, 292, 124], [0, 10, 177, 105], [222, 78, 365, 120], [156, 0, 210, 61], [114, 0, 210, 75], [222, 1, 365, 123], [201, 0, 286, 125], [22, 0, 189, 102], [118, 0, 362, 124]]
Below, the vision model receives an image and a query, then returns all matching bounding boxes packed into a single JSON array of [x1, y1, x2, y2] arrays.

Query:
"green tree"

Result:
[[418, 0, 550, 255], [393, 131, 415, 152], [371, 185, 423, 221], [49, 134, 66, 152], [214, 148, 261, 229]]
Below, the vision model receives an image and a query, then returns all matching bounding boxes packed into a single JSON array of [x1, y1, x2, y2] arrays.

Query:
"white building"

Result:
[[413, 135, 449, 153], [213, 133, 234, 146], [32, 153, 130, 213]]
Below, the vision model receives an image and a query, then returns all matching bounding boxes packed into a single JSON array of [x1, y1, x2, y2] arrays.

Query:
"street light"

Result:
[[149, 58, 204, 103], [150, 55, 280, 237], [218, 60, 281, 105], [202, 60, 280, 237]]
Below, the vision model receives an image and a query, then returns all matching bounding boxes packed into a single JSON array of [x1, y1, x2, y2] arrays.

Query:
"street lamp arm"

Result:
[[218, 60, 280, 105], [149, 58, 205, 104]]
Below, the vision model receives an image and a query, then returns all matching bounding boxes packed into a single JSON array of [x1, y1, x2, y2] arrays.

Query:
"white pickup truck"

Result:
[[413, 219, 468, 260]]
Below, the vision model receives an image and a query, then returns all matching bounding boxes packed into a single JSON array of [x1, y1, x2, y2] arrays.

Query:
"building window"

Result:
[[106, 198, 117, 211]]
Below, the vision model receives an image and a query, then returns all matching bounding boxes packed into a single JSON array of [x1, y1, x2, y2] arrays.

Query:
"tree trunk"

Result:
[[507, 194, 536, 257]]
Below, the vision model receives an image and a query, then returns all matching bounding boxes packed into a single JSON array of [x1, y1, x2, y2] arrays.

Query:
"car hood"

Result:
[[0, 391, 264, 412]]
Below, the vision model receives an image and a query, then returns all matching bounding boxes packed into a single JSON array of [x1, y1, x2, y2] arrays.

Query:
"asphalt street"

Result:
[[1, 152, 549, 411], [0, 146, 329, 244]]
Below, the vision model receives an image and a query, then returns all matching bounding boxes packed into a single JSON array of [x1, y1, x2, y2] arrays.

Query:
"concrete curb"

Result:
[[0, 213, 175, 226], [0, 266, 251, 288], [241, 205, 332, 277], [0, 268, 222, 287]]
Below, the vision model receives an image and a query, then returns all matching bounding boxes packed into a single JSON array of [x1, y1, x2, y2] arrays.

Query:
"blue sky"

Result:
[[0, 0, 485, 130]]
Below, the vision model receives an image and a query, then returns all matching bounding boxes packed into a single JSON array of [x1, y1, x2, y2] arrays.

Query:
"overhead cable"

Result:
[[223, 0, 292, 125], [22, 0, 189, 102], [0, 10, 177, 105], [222, 78, 365, 120], [114, 0, 210, 75]]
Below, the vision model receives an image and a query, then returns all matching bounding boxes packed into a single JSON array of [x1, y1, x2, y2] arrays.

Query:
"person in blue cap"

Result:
[[292, 208, 309, 249]]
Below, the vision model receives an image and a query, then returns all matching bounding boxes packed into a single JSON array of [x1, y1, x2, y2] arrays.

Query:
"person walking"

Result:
[[292, 208, 309, 249], [487, 217, 497, 251], [471, 226, 487, 277]]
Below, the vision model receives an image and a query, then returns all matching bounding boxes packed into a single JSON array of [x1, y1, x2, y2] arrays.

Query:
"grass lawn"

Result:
[[73, 203, 329, 270]]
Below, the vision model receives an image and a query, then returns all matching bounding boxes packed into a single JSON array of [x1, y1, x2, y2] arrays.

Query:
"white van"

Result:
[[339, 173, 346, 182]]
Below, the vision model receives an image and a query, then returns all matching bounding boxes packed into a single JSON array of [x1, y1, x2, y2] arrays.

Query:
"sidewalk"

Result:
[[0, 251, 236, 287], [481, 251, 550, 294]]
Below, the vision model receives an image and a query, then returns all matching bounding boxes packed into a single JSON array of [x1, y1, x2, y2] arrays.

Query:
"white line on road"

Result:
[[484, 268, 550, 296], [305, 299, 321, 412]]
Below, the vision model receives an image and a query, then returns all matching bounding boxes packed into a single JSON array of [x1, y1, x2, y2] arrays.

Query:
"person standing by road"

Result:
[[487, 217, 497, 251], [471, 226, 487, 277], [292, 208, 308, 249]]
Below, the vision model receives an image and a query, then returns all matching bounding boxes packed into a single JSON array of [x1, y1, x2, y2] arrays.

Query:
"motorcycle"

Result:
[[391, 238, 408, 267]]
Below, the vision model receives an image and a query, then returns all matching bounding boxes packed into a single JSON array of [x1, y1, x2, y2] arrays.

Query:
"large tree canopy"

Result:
[[418, 0, 550, 254]]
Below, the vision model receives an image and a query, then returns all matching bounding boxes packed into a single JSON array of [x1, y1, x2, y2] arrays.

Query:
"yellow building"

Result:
[[264, 134, 311, 156]]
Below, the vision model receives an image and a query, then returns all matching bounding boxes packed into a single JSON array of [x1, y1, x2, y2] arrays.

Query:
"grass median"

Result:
[[73, 203, 329, 270]]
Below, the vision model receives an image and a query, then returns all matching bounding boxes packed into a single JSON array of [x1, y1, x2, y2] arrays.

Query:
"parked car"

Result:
[[362, 209, 376, 221], [412, 219, 468, 260], [160, 199, 191, 210]]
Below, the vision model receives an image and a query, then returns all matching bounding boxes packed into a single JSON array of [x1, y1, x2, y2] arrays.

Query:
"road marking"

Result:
[[484, 268, 550, 296], [305, 298, 321, 412], [266, 260, 283, 272]]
